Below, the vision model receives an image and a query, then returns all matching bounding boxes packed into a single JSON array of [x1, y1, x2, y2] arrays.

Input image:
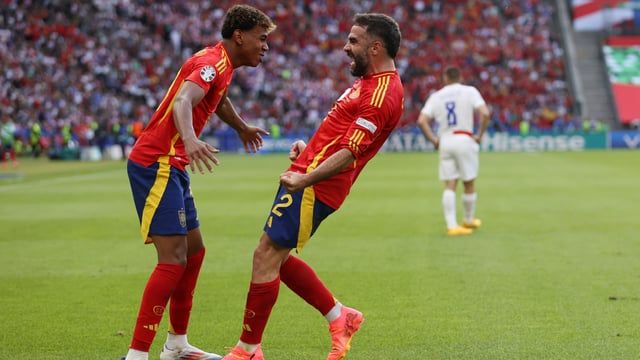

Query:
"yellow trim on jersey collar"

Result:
[[363, 70, 397, 79], [218, 42, 234, 70]]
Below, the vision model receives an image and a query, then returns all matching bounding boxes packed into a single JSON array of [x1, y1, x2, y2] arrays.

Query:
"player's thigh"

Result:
[[439, 141, 460, 181], [186, 228, 205, 256], [179, 171, 200, 233], [457, 139, 479, 181], [128, 160, 191, 241]]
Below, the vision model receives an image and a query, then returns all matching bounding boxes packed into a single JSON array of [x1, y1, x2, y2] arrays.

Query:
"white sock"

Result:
[[462, 192, 477, 223], [324, 302, 342, 323], [165, 333, 188, 349], [237, 340, 259, 354], [442, 189, 457, 229], [125, 349, 148, 360]]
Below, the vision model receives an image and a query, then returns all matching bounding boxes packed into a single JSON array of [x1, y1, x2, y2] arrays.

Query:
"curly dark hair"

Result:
[[221, 5, 276, 39], [353, 13, 401, 59]]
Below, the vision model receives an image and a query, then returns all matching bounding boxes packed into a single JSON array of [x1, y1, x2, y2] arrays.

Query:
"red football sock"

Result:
[[280, 256, 336, 315], [169, 248, 205, 335], [130, 263, 185, 351], [239, 277, 280, 345]]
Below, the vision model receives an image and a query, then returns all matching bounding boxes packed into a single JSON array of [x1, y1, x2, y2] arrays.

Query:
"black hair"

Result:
[[353, 13, 401, 58]]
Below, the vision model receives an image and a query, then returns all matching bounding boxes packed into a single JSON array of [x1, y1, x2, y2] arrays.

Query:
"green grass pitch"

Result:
[[1, 150, 639, 359]]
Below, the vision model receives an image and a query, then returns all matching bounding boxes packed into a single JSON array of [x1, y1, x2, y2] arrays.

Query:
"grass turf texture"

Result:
[[0, 151, 638, 359]]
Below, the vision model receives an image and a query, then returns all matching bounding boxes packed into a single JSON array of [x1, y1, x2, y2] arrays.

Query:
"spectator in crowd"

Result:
[[1, 115, 19, 168]]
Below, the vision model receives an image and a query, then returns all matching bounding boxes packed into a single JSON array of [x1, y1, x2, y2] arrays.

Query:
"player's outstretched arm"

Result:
[[174, 81, 220, 174], [215, 95, 269, 153], [280, 148, 354, 193]]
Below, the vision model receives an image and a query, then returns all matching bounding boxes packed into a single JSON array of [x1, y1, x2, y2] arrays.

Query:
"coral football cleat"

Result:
[[222, 345, 264, 360], [327, 306, 364, 360]]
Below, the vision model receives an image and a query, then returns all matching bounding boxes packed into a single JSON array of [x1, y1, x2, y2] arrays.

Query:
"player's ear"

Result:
[[370, 40, 383, 56], [233, 29, 243, 45]]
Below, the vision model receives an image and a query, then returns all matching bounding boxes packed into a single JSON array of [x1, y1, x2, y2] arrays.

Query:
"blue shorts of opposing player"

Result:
[[264, 184, 334, 252], [127, 159, 199, 243]]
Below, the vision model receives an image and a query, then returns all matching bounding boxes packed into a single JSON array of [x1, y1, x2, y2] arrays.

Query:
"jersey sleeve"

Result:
[[340, 86, 397, 159], [184, 61, 218, 93], [420, 94, 436, 117], [470, 86, 486, 108]]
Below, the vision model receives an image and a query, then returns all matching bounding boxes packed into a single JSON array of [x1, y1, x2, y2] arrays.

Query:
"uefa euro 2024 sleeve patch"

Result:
[[200, 65, 216, 82]]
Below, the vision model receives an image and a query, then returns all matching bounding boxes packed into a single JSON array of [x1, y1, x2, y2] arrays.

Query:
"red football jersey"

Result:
[[290, 70, 404, 209], [129, 42, 233, 170]]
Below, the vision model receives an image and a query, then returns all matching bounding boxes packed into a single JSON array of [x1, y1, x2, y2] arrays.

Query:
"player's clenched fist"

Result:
[[280, 170, 308, 193], [289, 140, 307, 161]]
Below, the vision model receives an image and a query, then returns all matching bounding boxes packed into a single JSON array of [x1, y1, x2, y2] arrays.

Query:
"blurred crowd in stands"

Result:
[[1, 0, 604, 160]]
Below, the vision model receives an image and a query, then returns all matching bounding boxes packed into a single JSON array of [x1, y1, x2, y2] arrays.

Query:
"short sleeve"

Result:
[[184, 63, 217, 93], [420, 95, 435, 118], [340, 101, 391, 159], [471, 87, 486, 109]]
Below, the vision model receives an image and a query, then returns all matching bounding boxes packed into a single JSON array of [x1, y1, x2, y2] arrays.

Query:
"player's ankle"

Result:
[[165, 333, 188, 349], [237, 340, 259, 354], [125, 348, 148, 360]]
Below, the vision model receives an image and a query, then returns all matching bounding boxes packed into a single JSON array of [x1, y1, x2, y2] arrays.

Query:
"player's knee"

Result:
[[159, 252, 187, 266], [251, 240, 286, 281], [252, 245, 271, 270], [156, 242, 188, 265]]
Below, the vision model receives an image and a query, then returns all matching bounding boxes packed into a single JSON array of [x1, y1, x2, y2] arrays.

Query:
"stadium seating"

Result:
[[0, 0, 576, 153]]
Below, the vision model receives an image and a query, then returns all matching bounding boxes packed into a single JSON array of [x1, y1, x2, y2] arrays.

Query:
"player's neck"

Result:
[[365, 59, 395, 76], [221, 40, 241, 68]]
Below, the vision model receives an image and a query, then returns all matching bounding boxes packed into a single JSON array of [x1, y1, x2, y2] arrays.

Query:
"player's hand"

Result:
[[288, 140, 306, 161], [432, 139, 440, 150], [473, 135, 482, 145], [184, 137, 220, 174], [239, 126, 269, 153], [280, 171, 308, 193]]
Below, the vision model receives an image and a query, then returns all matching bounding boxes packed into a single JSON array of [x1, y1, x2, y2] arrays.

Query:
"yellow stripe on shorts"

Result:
[[296, 186, 315, 253], [140, 156, 171, 243]]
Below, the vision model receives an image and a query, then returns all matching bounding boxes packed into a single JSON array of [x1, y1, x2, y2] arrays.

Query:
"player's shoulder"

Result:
[[458, 83, 481, 94], [361, 71, 403, 107], [192, 43, 219, 57], [186, 43, 231, 75], [189, 44, 225, 63]]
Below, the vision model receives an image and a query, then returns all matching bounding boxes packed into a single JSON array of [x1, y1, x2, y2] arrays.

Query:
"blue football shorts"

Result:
[[127, 159, 199, 243], [264, 184, 335, 252]]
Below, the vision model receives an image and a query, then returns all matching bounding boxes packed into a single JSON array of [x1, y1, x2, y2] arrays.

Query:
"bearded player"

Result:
[[222, 13, 403, 360]]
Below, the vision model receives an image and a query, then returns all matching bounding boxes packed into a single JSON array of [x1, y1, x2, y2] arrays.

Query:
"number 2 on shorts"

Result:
[[271, 193, 293, 217]]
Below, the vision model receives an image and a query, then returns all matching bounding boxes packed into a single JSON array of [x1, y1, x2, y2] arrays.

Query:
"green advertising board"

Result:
[[481, 133, 608, 151], [382, 132, 608, 152]]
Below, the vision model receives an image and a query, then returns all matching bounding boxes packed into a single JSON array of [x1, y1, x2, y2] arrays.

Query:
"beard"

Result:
[[349, 52, 368, 77]]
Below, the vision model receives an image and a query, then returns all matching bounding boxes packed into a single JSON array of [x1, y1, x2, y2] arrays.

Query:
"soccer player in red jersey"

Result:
[[124, 6, 275, 360], [222, 13, 403, 360]]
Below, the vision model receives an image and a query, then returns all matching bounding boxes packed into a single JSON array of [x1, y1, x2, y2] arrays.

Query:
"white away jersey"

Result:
[[420, 83, 485, 137]]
